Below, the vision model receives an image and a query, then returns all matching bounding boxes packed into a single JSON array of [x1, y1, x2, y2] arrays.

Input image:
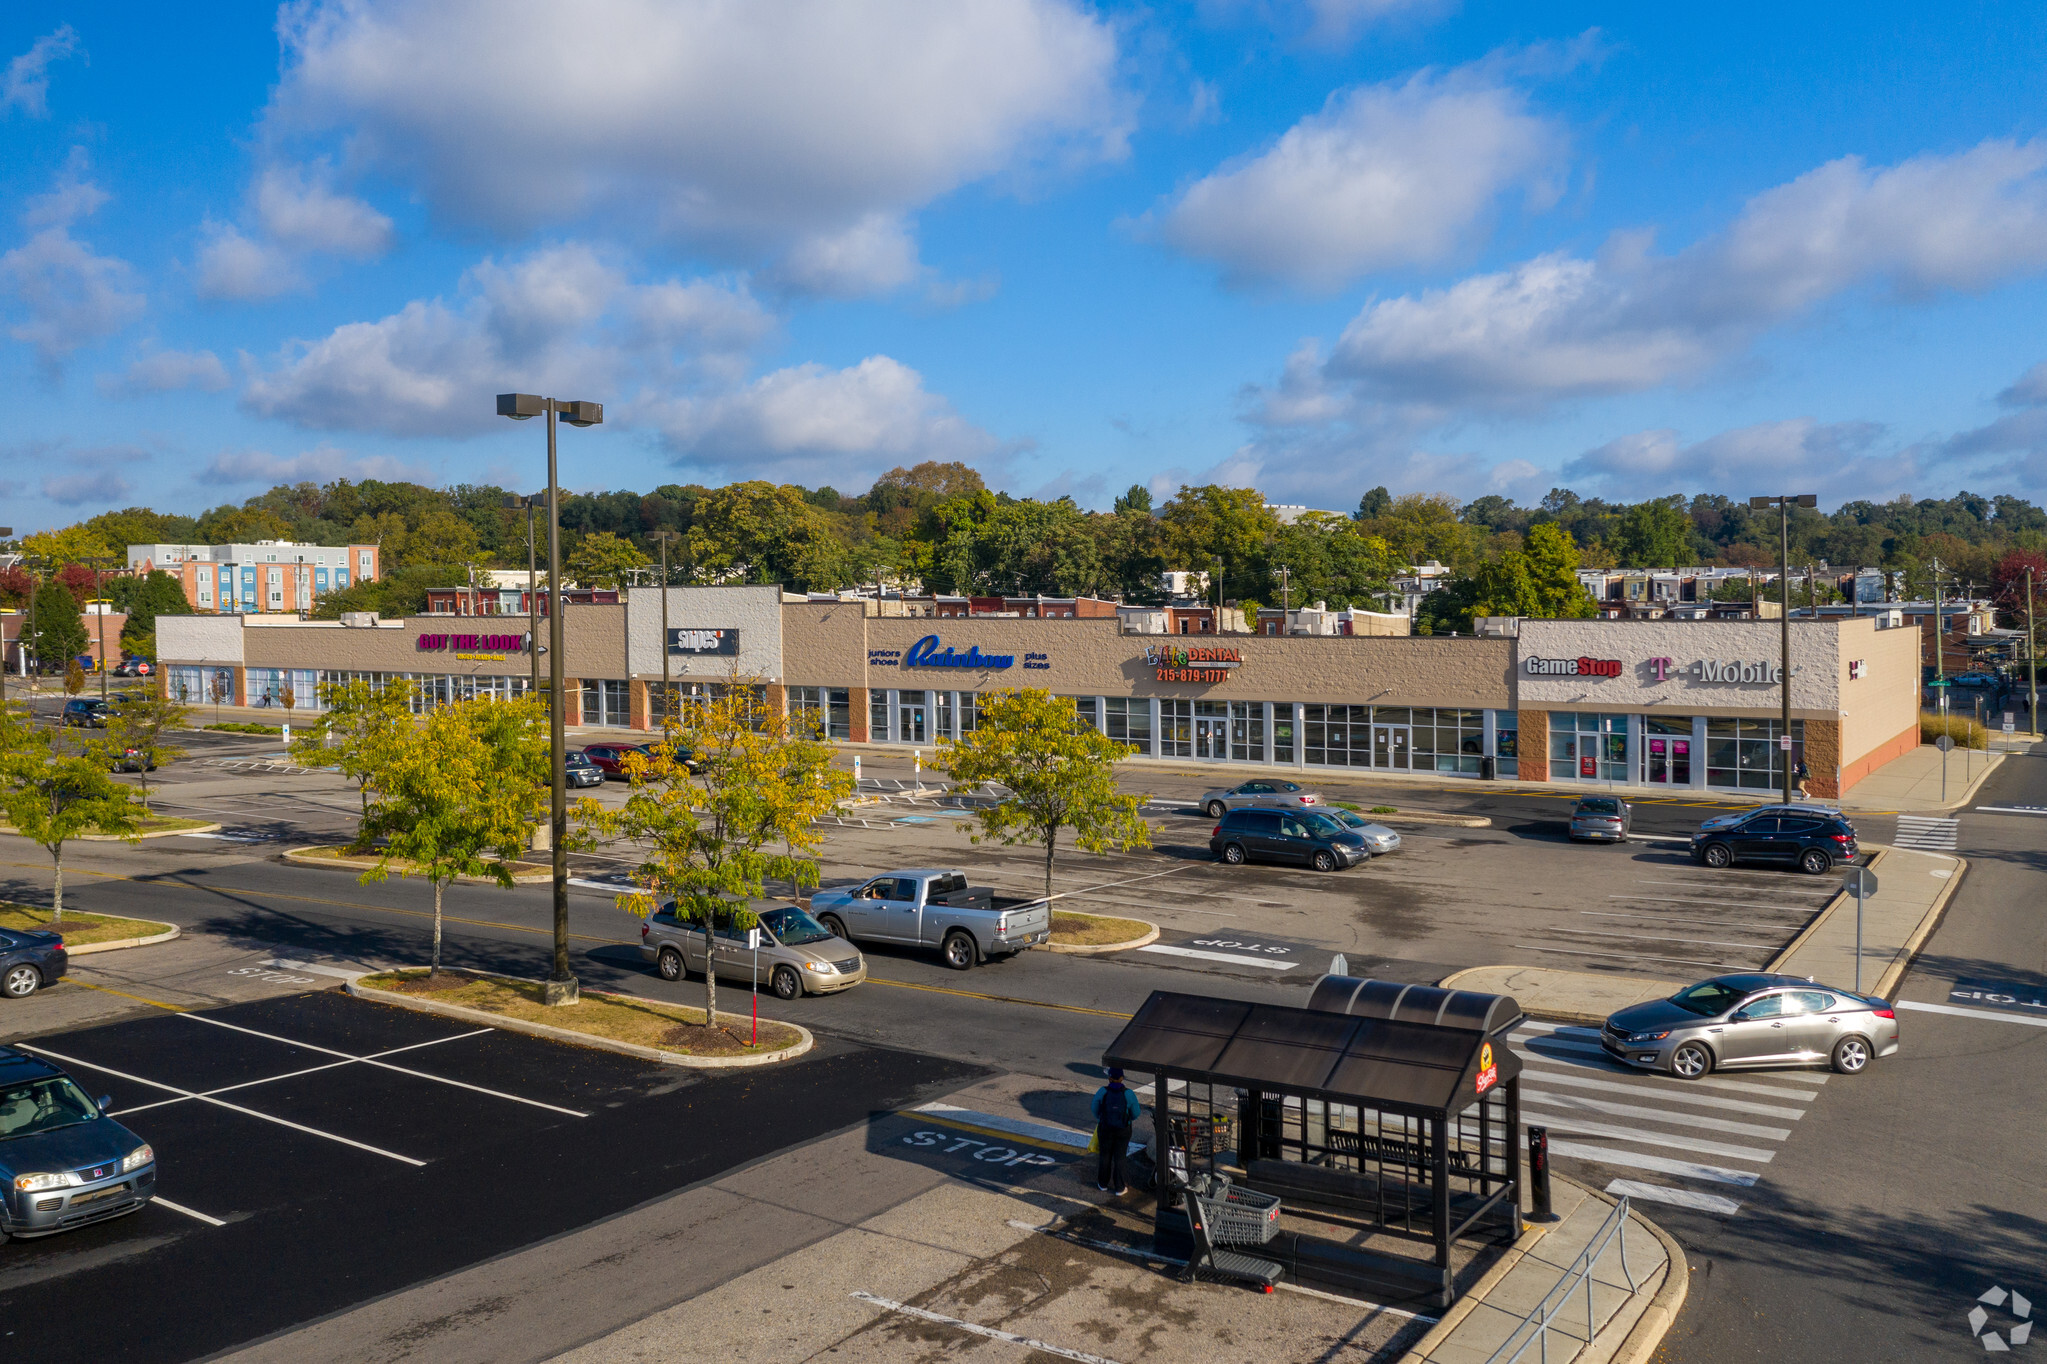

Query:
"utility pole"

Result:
[[1751, 495, 1816, 805], [1928, 558, 1947, 687], [0, 526, 11, 711], [648, 530, 680, 728], [2028, 567, 2039, 735]]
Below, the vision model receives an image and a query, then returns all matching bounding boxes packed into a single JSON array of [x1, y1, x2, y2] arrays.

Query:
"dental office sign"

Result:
[[1145, 643, 1242, 684]]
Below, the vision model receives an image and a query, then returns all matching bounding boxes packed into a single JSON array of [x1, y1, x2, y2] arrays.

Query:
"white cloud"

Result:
[[1302, 0, 1454, 44], [2, 26, 81, 118], [766, 214, 921, 299], [252, 163, 394, 257], [643, 354, 1006, 483], [267, 0, 1123, 289], [1154, 66, 1561, 290], [194, 224, 303, 301], [241, 244, 768, 436], [1310, 138, 2047, 408], [43, 471, 132, 504], [33, 442, 150, 506], [1562, 419, 1912, 505], [2, 162, 144, 366], [203, 445, 432, 485], [98, 347, 231, 396]]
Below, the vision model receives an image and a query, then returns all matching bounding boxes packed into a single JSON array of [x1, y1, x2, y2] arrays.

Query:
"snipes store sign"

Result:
[[1144, 643, 1243, 684]]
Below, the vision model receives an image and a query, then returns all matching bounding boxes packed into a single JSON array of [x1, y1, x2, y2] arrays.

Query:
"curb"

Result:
[[1044, 919, 1160, 955], [2, 822, 221, 842], [1766, 846, 1890, 974], [282, 846, 553, 885], [1432, 965, 1679, 1026], [1875, 853, 1968, 1000], [66, 923, 180, 955], [1361, 811, 1492, 829], [344, 974, 815, 1069]]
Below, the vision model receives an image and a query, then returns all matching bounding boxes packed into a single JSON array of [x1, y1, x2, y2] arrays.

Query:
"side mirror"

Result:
[[1729, 1009, 1752, 1023], [97, 1094, 114, 1112]]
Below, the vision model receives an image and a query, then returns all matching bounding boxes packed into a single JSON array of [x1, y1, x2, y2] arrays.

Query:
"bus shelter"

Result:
[[1103, 979, 1525, 1307]]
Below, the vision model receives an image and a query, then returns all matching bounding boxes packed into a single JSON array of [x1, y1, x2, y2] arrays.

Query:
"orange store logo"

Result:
[[1476, 1041, 1499, 1095]]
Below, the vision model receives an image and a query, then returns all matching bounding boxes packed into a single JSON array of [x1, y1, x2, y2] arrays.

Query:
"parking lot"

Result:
[[0, 988, 985, 1364]]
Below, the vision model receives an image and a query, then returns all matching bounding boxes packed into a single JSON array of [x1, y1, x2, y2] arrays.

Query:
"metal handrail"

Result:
[[1471, 1196, 1642, 1364]]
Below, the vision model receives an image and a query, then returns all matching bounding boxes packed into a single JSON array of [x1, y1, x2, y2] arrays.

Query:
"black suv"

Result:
[[60, 699, 108, 729], [1210, 808, 1368, 872], [1692, 809, 1859, 874]]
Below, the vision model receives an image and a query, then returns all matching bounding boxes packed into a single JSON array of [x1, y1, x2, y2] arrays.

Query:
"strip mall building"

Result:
[[158, 586, 1922, 798]]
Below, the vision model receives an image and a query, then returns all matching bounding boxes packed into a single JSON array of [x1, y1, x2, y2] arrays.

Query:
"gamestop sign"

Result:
[[1523, 655, 1622, 679]]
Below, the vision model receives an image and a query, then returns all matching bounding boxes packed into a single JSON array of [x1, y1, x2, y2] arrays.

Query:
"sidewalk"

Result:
[[1839, 741, 2018, 812], [1442, 841, 1969, 1016]]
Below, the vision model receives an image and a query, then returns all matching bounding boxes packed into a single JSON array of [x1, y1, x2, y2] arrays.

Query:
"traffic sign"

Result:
[[1778, 735, 1792, 750], [1936, 735, 1956, 752]]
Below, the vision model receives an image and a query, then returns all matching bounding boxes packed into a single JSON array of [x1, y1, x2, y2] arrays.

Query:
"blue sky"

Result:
[[5, 1, 2047, 534]]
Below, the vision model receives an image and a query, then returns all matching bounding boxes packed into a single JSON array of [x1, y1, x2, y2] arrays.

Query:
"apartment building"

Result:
[[128, 541, 379, 614]]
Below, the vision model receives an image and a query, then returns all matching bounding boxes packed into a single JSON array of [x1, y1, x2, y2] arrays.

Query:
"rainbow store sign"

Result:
[[903, 635, 1015, 669]]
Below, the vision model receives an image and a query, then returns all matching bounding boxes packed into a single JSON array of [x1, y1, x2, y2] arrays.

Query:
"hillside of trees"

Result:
[[5, 472, 2044, 630]]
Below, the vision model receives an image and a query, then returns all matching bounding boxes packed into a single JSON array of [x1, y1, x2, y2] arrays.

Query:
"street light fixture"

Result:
[[497, 392, 604, 1007], [647, 530, 681, 729], [1749, 494, 1817, 805]]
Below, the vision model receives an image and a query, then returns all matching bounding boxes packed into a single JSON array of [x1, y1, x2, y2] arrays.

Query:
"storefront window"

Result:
[[789, 686, 850, 740], [1104, 698, 1150, 755], [1304, 704, 1370, 766], [1272, 704, 1295, 764], [246, 668, 320, 711], [1550, 713, 1628, 781], [1067, 697, 1100, 732], [1642, 715, 1694, 786], [1229, 701, 1264, 762], [1493, 720, 1518, 778], [168, 666, 235, 707], [580, 679, 630, 729], [1159, 699, 1192, 758], [1706, 717, 1803, 791]]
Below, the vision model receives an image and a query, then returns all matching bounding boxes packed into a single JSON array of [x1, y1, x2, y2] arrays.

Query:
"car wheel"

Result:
[[1669, 1041, 1714, 1080], [1831, 1034, 1871, 1074], [3, 965, 42, 999], [819, 914, 848, 939], [1222, 842, 1247, 865], [1702, 842, 1733, 869], [771, 966, 802, 1001], [1206, 800, 1227, 818], [942, 931, 977, 971], [657, 948, 684, 982], [1799, 848, 1829, 875], [1312, 850, 1337, 872]]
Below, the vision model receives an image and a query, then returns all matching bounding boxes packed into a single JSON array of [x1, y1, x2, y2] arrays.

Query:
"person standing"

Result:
[[1092, 1067, 1140, 1195]]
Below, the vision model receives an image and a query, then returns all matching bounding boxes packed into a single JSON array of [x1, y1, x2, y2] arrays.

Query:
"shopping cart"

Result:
[[1190, 1173, 1281, 1246]]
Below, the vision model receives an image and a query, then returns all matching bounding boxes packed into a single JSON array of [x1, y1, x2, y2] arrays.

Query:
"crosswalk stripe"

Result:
[[1520, 1089, 1792, 1140], [1519, 1115, 1775, 1163], [1547, 1141, 1760, 1187], [1516, 1067, 1811, 1118], [1605, 1179, 1743, 1216]]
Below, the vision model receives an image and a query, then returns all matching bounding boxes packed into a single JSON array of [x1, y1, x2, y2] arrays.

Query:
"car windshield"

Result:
[[1303, 812, 1347, 834], [1325, 809, 1366, 827], [1578, 798, 1622, 814], [0, 1076, 100, 1140], [759, 907, 834, 946], [1667, 980, 1750, 1017]]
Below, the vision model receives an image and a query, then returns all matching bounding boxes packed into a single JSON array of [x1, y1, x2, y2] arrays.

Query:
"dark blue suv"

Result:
[[1692, 809, 1859, 874], [0, 1049, 155, 1242]]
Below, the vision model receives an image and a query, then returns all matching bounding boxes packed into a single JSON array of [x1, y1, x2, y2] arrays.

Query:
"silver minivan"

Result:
[[641, 904, 866, 1000]]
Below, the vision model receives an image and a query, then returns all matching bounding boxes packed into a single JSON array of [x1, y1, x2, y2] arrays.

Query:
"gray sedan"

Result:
[[1320, 808, 1401, 855], [1568, 796, 1630, 842], [1601, 972, 1899, 1079], [641, 904, 865, 1000], [1199, 779, 1323, 818]]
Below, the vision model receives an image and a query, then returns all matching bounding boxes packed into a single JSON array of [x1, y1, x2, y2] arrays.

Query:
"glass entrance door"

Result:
[[1195, 716, 1228, 759], [1645, 736, 1691, 784], [898, 695, 927, 744], [1372, 725, 1409, 770]]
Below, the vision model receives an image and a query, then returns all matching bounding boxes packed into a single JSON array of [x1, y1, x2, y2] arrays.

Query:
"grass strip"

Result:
[[0, 903, 174, 946], [296, 845, 550, 876], [204, 722, 283, 735], [357, 969, 803, 1057], [1050, 909, 1152, 946]]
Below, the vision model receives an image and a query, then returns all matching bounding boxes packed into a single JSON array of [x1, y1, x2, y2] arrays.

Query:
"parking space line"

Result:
[[18, 1044, 428, 1167], [176, 1015, 592, 1118], [1134, 943, 1297, 970], [111, 1030, 501, 1117], [60, 979, 187, 1013], [152, 1196, 227, 1227], [1609, 895, 1825, 912], [1604, 1179, 1742, 1216], [850, 1291, 1123, 1364], [1567, 928, 1779, 950], [1631, 879, 1835, 896], [1581, 912, 1804, 933], [1896, 1000, 2047, 1029]]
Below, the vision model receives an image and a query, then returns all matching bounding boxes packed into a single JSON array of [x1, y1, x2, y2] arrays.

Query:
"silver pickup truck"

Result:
[[808, 868, 1052, 970]]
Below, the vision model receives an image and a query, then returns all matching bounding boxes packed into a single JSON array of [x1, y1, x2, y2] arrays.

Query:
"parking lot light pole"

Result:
[[648, 530, 680, 729], [2028, 567, 2039, 733], [1750, 495, 1816, 805], [498, 393, 604, 1006], [0, 526, 11, 709]]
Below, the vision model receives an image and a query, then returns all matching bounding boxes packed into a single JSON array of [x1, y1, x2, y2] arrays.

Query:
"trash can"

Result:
[[1480, 755, 1497, 780]]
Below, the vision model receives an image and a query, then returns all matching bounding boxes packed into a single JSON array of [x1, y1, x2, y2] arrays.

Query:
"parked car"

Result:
[[563, 751, 603, 789], [0, 1047, 156, 1241], [1601, 972, 1898, 1078], [581, 742, 699, 779], [1691, 808, 1858, 873], [1951, 672, 1998, 688], [1198, 779, 1322, 818], [1209, 807, 1367, 871], [1698, 802, 1841, 833], [60, 699, 107, 729], [643, 903, 865, 999], [107, 746, 155, 774], [0, 927, 66, 1000], [808, 869, 1051, 970], [1568, 796, 1631, 842], [1320, 807, 1402, 855]]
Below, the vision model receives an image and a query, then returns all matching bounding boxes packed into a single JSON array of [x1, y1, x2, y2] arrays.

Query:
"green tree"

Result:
[[1364, 493, 1479, 570], [30, 581, 87, 673], [1525, 523, 1597, 619], [114, 570, 194, 658], [936, 688, 1152, 899], [691, 482, 853, 591], [294, 679, 418, 840], [574, 688, 855, 1026], [358, 695, 549, 976], [1158, 486, 1281, 601], [0, 721, 141, 919], [1356, 486, 1393, 521], [1610, 499, 1695, 568], [102, 690, 192, 815], [565, 530, 652, 589]]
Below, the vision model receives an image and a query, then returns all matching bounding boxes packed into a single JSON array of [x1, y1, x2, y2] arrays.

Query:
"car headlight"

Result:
[[14, 1172, 79, 1192], [121, 1145, 153, 1172], [801, 961, 829, 972], [1627, 1030, 1671, 1044]]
